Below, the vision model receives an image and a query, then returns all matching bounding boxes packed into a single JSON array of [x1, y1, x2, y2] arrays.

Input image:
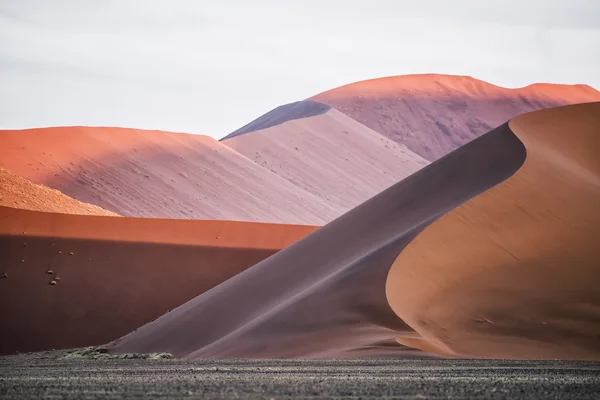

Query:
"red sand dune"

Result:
[[222, 108, 428, 213], [311, 74, 600, 161], [109, 102, 600, 360], [388, 102, 600, 359], [0, 206, 317, 354], [0, 167, 118, 216], [0, 127, 337, 224]]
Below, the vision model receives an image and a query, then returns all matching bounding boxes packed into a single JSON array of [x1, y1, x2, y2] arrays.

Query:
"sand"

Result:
[[0, 167, 118, 216], [0, 127, 337, 224], [109, 102, 600, 360], [0, 206, 316, 355], [223, 108, 428, 213], [387, 101, 600, 359], [107, 116, 524, 358], [311, 74, 600, 160]]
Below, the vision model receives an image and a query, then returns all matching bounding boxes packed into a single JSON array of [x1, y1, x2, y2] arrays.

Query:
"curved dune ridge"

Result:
[[223, 108, 429, 211], [0, 167, 118, 216], [108, 102, 600, 360], [0, 127, 337, 224], [387, 101, 600, 359], [0, 206, 317, 354], [311, 74, 600, 161]]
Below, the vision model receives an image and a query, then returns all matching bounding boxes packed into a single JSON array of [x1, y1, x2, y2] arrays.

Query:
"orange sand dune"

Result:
[[0, 167, 118, 216], [387, 102, 600, 359], [223, 108, 428, 213], [0, 206, 316, 354], [311, 74, 600, 161], [109, 102, 600, 360], [0, 127, 337, 224]]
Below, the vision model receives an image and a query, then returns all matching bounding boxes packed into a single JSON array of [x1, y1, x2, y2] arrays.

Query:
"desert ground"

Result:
[[1, 351, 599, 399]]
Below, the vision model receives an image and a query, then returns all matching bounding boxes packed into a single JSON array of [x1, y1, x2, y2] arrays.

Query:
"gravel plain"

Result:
[[1, 350, 599, 399]]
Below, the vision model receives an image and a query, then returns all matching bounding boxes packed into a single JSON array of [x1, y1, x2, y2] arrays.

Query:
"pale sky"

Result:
[[1, 0, 599, 138]]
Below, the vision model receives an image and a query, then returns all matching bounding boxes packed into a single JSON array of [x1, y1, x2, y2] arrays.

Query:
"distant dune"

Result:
[[0, 167, 118, 216], [109, 102, 600, 360], [223, 107, 428, 212], [311, 74, 600, 160], [0, 206, 316, 354], [0, 127, 337, 224]]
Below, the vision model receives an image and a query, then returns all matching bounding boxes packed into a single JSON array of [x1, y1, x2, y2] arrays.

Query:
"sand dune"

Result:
[[0, 167, 118, 216], [223, 108, 428, 212], [311, 74, 600, 160], [0, 127, 337, 224], [0, 206, 316, 354], [109, 102, 599, 360], [387, 102, 600, 359]]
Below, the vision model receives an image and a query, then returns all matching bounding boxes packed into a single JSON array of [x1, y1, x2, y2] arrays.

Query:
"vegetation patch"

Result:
[[63, 346, 173, 360]]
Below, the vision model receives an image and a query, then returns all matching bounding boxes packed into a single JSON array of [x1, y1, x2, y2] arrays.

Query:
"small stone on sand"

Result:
[[1, 273, 7, 279], [46, 270, 54, 275], [49, 280, 57, 285]]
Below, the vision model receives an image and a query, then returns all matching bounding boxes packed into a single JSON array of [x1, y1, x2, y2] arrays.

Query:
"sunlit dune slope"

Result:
[[0, 167, 118, 216], [0, 127, 337, 224], [223, 108, 428, 213], [387, 101, 600, 359]]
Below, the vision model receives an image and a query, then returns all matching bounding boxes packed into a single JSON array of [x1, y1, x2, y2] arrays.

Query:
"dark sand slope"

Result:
[[311, 74, 600, 160], [388, 102, 600, 360], [223, 108, 428, 213], [0, 206, 316, 354], [109, 116, 527, 358], [221, 100, 331, 140], [0, 127, 337, 224], [0, 167, 118, 216]]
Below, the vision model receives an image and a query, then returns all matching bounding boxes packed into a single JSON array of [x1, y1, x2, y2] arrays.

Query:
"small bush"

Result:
[[63, 346, 173, 360]]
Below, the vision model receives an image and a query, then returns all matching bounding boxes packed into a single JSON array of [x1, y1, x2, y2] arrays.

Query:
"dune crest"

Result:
[[109, 103, 600, 360]]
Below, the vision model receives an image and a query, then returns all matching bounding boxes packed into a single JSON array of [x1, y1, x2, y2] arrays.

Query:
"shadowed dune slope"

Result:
[[311, 74, 600, 160], [223, 109, 428, 213], [387, 102, 600, 360], [0, 206, 317, 354], [0, 127, 337, 224], [108, 118, 526, 359], [0, 167, 118, 216], [110, 102, 600, 360], [221, 101, 331, 140]]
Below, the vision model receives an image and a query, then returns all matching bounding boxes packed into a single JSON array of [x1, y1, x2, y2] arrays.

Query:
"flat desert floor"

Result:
[[1, 351, 599, 399]]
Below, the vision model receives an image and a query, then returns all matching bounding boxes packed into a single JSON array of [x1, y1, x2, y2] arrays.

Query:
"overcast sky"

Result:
[[1, 1, 598, 138]]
